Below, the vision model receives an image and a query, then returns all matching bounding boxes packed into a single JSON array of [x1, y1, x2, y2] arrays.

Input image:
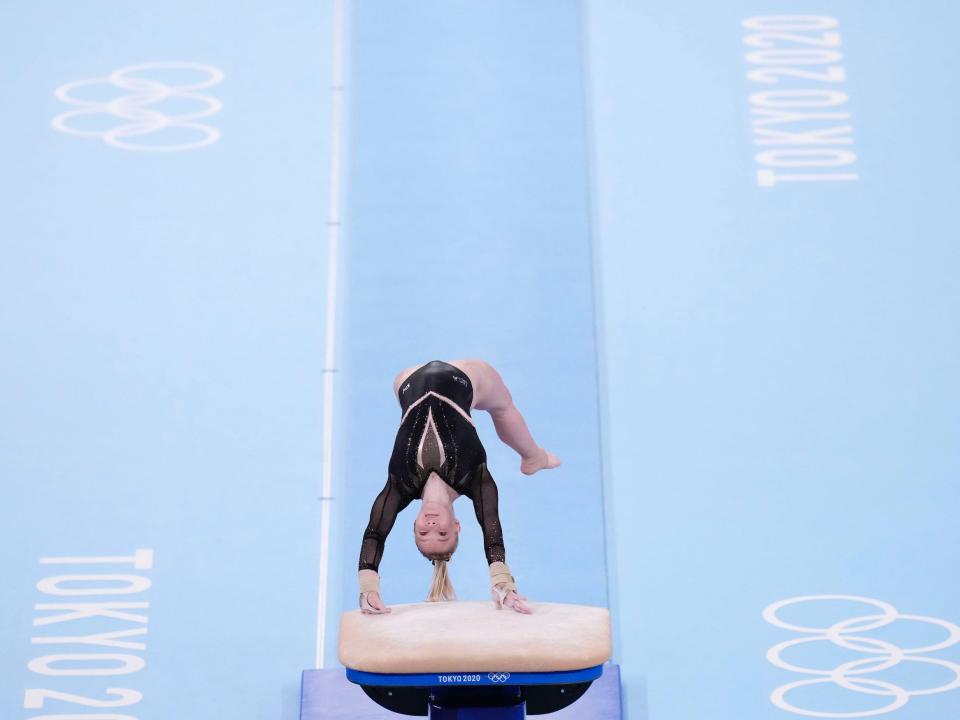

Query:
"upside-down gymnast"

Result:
[[357, 359, 561, 615]]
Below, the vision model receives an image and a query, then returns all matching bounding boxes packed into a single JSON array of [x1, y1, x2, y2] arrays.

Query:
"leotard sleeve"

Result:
[[358, 473, 415, 572], [468, 464, 506, 565]]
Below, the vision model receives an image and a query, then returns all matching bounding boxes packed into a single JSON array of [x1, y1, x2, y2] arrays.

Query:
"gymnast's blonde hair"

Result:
[[418, 534, 459, 602]]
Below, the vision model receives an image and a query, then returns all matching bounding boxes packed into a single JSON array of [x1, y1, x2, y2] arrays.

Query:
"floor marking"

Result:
[[316, 0, 344, 670]]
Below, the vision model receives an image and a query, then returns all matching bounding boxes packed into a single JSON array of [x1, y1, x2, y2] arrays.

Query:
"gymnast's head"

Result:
[[413, 502, 461, 601]]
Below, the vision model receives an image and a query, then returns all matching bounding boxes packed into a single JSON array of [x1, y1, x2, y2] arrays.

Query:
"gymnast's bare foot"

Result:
[[520, 447, 561, 476], [360, 591, 392, 614]]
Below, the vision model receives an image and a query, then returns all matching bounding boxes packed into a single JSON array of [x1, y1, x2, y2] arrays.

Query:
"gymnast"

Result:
[[357, 359, 560, 616]]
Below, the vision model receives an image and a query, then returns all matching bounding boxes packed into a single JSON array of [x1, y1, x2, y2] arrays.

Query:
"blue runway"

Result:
[[326, 0, 606, 660], [3, 2, 960, 720]]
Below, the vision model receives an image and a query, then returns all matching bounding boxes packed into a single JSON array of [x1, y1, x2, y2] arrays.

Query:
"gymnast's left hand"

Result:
[[492, 583, 533, 614]]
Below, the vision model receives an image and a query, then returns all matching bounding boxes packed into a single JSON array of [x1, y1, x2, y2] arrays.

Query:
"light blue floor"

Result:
[[3, 2, 960, 720], [586, 3, 960, 719], [1, 2, 336, 718]]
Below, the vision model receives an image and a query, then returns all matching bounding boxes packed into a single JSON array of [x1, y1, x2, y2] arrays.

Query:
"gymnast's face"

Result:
[[414, 502, 461, 553]]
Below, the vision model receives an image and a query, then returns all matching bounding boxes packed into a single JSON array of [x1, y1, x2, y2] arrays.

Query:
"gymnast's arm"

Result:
[[470, 466, 532, 614], [464, 359, 560, 476], [358, 473, 414, 613], [470, 465, 506, 566]]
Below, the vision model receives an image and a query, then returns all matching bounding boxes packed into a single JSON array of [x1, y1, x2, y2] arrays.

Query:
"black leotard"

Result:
[[358, 360, 505, 572]]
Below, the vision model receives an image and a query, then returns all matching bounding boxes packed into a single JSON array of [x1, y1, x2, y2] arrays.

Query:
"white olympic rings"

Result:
[[488, 672, 511, 683], [763, 594, 960, 717], [52, 62, 223, 152]]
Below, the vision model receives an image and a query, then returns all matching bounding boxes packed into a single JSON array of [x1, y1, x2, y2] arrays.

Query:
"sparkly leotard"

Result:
[[358, 360, 505, 572]]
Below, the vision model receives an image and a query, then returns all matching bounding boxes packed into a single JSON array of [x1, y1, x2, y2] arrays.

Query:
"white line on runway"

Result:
[[316, 0, 345, 671]]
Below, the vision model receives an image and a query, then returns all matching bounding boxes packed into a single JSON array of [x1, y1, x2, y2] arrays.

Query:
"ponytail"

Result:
[[427, 559, 456, 602], [417, 532, 460, 602]]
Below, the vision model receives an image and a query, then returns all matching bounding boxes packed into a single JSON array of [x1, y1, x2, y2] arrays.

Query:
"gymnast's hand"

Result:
[[359, 590, 392, 614], [520, 447, 561, 476], [492, 583, 532, 614]]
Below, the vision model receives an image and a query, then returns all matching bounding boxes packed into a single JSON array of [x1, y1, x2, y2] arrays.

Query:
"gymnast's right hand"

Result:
[[358, 569, 391, 614], [359, 590, 391, 614]]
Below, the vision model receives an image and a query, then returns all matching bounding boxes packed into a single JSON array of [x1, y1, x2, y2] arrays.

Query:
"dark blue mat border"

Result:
[[346, 664, 604, 687]]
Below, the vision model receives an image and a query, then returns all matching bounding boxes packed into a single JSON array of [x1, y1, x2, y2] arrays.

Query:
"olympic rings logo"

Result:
[[763, 595, 960, 717], [52, 62, 223, 152], [488, 672, 511, 683]]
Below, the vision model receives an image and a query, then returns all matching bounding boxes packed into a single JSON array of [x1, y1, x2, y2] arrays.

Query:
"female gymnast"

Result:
[[357, 359, 560, 616]]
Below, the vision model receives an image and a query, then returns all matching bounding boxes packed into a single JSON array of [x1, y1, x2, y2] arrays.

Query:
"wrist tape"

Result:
[[488, 561, 517, 592], [359, 572, 380, 594]]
